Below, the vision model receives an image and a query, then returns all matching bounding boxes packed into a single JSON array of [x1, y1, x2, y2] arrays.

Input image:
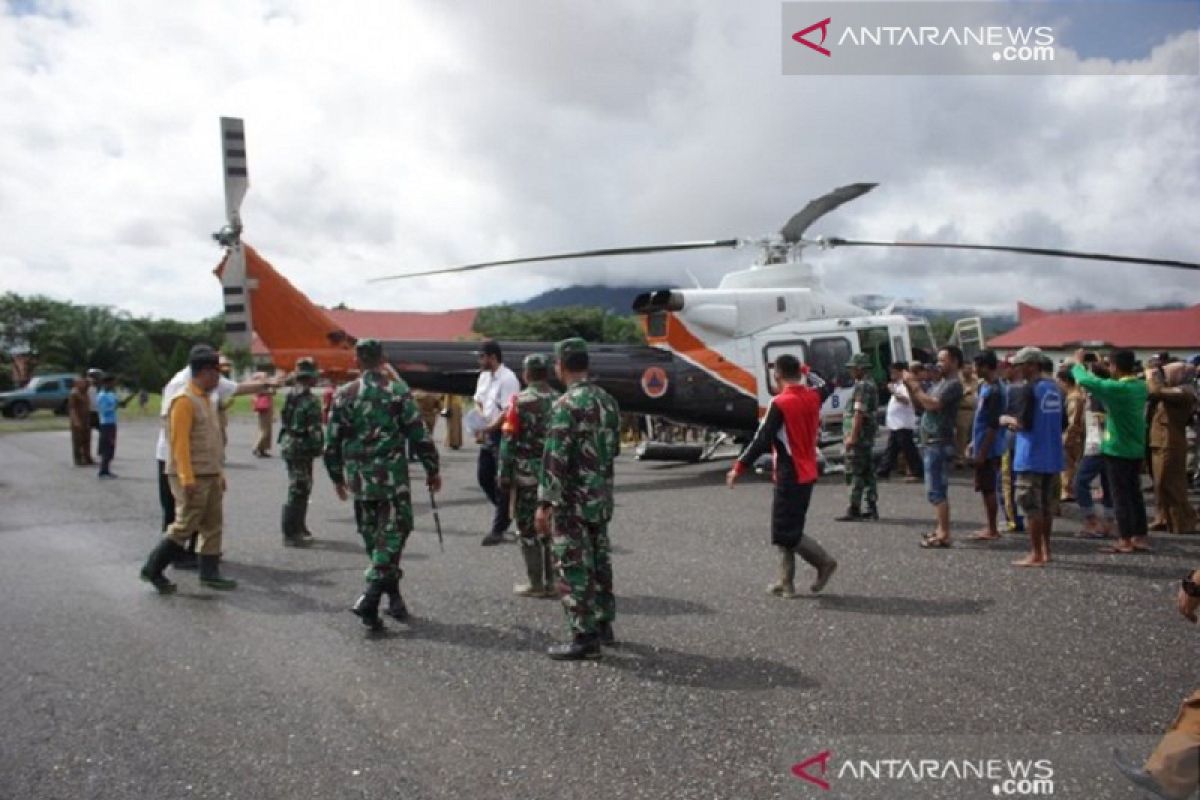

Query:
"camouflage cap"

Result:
[[522, 353, 550, 371], [554, 337, 588, 359], [846, 352, 873, 369], [1010, 345, 1044, 366], [355, 338, 383, 360], [295, 357, 319, 378]]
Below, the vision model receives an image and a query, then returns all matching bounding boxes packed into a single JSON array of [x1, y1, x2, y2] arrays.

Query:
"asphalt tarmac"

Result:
[[1, 417, 1197, 800]]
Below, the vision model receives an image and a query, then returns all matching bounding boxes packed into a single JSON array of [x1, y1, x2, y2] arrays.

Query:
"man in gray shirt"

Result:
[[902, 346, 965, 548]]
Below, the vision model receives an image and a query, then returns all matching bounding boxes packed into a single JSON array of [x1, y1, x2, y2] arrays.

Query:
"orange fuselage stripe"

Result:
[[659, 312, 758, 397]]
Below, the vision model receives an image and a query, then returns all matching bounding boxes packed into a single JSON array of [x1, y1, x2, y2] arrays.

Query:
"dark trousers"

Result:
[[476, 431, 511, 535], [1105, 455, 1148, 540], [877, 428, 923, 479], [98, 424, 116, 474], [157, 459, 176, 531]]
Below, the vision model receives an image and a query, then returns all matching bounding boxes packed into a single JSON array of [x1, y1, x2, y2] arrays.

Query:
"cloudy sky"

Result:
[[1, 0, 1198, 321]]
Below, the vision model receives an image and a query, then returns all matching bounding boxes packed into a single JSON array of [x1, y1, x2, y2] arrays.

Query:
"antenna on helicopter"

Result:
[[214, 117, 254, 351]]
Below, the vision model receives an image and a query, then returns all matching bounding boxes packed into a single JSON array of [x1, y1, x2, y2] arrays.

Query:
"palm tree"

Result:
[[39, 306, 142, 379]]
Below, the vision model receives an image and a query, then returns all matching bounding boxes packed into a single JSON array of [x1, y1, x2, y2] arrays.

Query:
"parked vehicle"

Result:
[[0, 373, 77, 419]]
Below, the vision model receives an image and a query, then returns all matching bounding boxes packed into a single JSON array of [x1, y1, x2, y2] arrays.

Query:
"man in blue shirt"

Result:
[[968, 350, 1006, 541], [1001, 348, 1064, 567], [96, 374, 120, 478]]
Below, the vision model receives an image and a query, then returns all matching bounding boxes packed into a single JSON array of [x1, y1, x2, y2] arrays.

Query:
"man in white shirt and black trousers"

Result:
[[475, 340, 522, 546], [727, 354, 839, 598]]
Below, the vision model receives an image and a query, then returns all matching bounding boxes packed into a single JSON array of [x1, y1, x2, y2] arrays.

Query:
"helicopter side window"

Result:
[[808, 337, 853, 388], [763, 341, 807, 396]]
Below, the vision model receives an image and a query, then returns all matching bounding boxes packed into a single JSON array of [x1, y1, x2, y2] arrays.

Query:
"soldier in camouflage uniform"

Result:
[[836, 352, 880, 521], [497, 353, 559, 598], [535, 338, 621, 660], [279, 357, 323, 547], [324, 339, 441, 631]]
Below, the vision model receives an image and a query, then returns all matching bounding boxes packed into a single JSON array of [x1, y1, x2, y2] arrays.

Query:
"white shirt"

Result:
[[154, 367, 238, 461], [473, 364, 520, 426], [884, 381, 918, 431]]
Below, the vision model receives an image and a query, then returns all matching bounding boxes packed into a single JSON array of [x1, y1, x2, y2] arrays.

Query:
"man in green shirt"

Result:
[[1070, 348, 1149, 554]]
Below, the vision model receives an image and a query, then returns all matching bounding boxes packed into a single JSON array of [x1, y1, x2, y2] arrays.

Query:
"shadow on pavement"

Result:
[[600, 640, 820, 691], [813, 593, 994, 618], [618, 594, 716, 617]]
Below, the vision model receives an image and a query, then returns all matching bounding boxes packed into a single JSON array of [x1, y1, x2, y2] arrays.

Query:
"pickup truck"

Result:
[[0, 373, 77, 418]]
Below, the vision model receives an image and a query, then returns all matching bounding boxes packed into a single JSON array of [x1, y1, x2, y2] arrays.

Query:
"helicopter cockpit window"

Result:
[[808, 337, 853, 388]]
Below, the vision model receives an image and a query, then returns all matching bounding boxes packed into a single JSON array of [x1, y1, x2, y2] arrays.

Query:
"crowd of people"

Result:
[[861, 345, 1200, 564], [49, 337, 1200, 792], [125, 338, 618, 661]]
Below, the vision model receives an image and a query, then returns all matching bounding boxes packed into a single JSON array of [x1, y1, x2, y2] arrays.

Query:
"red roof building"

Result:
[[251, 307, 478, 358], [989, 302, 1200, 354]]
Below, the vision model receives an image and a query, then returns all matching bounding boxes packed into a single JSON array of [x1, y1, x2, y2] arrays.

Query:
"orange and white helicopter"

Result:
[[213, 117, 1199, 457]]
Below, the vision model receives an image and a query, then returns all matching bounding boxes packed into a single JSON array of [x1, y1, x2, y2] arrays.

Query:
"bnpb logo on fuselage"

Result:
[[641, 367, 669, 399]]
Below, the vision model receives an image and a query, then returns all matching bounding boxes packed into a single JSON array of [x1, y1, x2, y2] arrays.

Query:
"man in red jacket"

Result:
[[727, 354, 838, 598]]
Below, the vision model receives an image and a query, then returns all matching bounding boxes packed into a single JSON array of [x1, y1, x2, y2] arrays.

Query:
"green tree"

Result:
[[473, 306, 645, 344], [39, 306, 144, 381]]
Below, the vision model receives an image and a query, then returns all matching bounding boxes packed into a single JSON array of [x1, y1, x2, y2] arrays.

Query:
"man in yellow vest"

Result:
[[139, 345, 237, 593]]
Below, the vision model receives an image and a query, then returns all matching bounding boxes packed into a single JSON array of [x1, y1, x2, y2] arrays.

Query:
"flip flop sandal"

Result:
[[968, 532, 1001, 541], [920, 536, 952, 549], [1098, 545, 1135, 554]]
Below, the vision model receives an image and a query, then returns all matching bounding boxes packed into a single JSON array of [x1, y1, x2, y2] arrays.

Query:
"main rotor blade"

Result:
[[780, 182, 877, 242], [369, 240, 740, 283], [824, 238, 1200, 272]]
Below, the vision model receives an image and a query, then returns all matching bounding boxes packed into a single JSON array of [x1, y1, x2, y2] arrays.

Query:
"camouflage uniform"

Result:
[[279, 358, 324, 544], [497, 354, 559, 596], [324, 341, 439, 627], [538, 339, 621, 641], [841, 353, 879, 517]]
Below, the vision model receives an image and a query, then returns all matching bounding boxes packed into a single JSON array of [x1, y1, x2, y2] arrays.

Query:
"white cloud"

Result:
[[0, 0, 1197, 322]]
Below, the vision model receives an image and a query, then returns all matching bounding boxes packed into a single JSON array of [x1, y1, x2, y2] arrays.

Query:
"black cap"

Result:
[[475, 340, 502, 359], [188, 344, 220, 370]]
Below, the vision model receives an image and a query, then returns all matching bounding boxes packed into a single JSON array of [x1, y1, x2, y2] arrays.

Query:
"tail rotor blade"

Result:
[[220, 117, 248, 227]]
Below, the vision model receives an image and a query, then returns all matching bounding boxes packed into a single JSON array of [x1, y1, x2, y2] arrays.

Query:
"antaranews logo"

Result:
[[790, 751, 1056, 796], [792, 17, 832, 56]]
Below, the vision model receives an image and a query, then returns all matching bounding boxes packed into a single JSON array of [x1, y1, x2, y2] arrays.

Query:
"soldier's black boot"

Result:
[[796, 536, 838, 594], [297, 502, 315, 544], [383, 570, 408, 621], [197, 554, 238, 590], [546, 632, 602, 661], [281, 504, 312, 548], [175, 534, 199, 570], [596, 621, 617, 647], [351, 581, 385, 631], [863, 502, 880, 521], [140, 538, 184, 594], [834, 506, 862, 522]]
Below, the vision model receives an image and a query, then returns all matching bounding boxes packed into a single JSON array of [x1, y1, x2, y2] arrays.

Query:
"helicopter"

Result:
[[213, 117, 1200, 457]]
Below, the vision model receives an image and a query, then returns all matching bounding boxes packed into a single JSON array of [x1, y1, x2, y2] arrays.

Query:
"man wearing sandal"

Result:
[[1001, 348, 1063, 567], [967, 350, 1006, 543], [903, 346, 965, 549], [1070, 348, 1151, 555]]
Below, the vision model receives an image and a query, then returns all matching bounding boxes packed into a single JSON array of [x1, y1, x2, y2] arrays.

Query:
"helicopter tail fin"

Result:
[[214, 244, 356, 373]]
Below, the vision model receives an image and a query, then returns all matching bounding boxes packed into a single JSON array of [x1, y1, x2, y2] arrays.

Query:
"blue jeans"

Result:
[[922, 442, 956, 505], [1074, 454, 1113, 517]]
